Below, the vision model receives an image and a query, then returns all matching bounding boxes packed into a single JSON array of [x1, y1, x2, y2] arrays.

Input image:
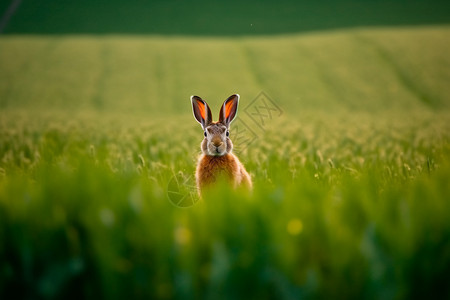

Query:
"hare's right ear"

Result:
[[191, 95, 212, 129]]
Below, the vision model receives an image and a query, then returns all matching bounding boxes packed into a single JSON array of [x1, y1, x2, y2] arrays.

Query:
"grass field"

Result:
[[1, 27, 450, 113], [1, 25, 450, 299]]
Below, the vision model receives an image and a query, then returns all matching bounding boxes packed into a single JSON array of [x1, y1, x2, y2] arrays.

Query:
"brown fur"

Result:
[[191, 94, 252, 196], [196, 152, 252, 194]]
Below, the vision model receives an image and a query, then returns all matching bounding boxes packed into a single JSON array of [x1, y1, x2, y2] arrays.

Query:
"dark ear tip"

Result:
[[228, 94, 240, 102]]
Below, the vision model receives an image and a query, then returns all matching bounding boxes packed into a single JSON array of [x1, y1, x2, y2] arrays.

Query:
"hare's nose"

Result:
[[213, 141, 223, 147]]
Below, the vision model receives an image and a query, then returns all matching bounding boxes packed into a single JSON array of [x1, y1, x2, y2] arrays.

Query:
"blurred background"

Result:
[[3, 0, 450, 35], [1, 0, 450, 114], [1, 1, 450, 299]]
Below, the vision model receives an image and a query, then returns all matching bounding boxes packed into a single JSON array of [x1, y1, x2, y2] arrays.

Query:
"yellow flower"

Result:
[[287, 219, 303, 236], [174, 226, 191, 245]]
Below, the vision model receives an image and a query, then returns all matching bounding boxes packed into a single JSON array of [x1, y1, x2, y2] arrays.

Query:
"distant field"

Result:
[[1, 26, 450, 114], [1, 27, 450, 299]]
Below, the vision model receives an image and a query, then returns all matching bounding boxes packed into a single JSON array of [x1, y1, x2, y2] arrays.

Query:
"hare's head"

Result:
[[191, 94, 239, 156]]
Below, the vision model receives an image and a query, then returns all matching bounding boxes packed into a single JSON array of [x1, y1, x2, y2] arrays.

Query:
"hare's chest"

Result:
[[196, 154, 239, 187]]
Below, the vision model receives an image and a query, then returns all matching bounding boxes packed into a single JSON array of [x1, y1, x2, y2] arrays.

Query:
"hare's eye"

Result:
[[204, 131, 207, 137], [226, 131, 230, 137]]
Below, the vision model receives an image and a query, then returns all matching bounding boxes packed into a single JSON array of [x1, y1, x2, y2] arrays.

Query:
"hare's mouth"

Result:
[[208, 145, 226, 156]]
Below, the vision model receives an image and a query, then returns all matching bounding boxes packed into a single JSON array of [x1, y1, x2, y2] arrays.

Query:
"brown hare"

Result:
[[191, 94, 252, 196]]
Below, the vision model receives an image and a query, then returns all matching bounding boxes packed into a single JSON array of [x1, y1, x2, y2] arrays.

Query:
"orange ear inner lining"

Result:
[[198, 101, 206, 120], [225, 101, 234, 118]]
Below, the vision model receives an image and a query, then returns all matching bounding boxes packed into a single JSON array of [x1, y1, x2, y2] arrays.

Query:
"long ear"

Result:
[[219, 94, 239, 127], [191, 95, 212, 129]]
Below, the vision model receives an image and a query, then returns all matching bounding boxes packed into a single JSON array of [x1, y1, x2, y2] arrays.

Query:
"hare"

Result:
[[191, 94, 252, 195]]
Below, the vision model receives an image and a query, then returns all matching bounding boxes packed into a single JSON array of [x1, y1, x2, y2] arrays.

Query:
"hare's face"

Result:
[[202, 122, 231, 156]]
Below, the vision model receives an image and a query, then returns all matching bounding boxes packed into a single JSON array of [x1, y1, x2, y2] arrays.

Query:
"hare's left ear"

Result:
[[219, 94, 239, 127]]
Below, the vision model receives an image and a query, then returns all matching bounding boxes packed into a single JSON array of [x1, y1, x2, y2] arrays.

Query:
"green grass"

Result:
[[1, 27, 450, 299], [1, 27, 450, 114]]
